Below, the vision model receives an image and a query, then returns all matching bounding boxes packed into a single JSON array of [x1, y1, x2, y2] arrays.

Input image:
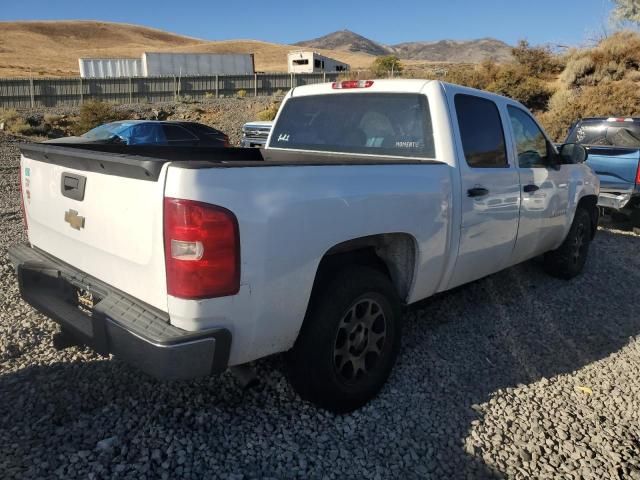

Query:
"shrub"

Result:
[[561, 31, 640, 86], [204, 91, 215, 99], [512, 40, 562, 76], [0, 108, 19, 125], [486, 65, 551, 111], [236, 89, 247, 98], [74, 100, 122, 135], [371, 56, 403, 78], [43, 113, 63, 124], [256, 103, 280, 121]]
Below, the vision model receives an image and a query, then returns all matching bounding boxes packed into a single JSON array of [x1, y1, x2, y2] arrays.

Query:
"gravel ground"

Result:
[[1, 131, 639, 479]]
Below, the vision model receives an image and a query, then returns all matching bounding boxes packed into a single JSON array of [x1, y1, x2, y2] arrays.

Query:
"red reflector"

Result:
[[18, 166, 28, 232], [636, 161, 640, 186], [332, 80, 374, 89], [163, 198, 240, 299]]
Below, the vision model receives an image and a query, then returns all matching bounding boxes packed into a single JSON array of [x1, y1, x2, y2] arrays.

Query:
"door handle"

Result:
[[467, 187, 489, 198], [523, 184, 540, 193], [60, 172, 87, 201]]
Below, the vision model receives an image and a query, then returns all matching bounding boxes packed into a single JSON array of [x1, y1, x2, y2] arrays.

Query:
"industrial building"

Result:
[[79, 53, 255, 78], [287, 51, 349, 74]]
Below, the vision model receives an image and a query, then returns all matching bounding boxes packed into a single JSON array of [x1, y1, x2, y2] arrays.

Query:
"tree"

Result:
[[371, 56, 403, 78], [611, 0, 640, 24]]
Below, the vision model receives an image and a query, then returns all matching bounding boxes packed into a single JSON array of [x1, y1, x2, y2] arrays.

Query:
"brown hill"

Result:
[[0, 21, 376, 77], [295, 30, 513, 63]]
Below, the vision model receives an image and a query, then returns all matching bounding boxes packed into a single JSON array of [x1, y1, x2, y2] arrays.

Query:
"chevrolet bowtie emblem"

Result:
[[64, 209, 85, 230]]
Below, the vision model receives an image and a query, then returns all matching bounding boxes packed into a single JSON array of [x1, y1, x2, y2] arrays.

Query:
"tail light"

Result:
[[636, 161, 640, 186], [163, 198, 240, 299], [18, 166, 28, 232], [332, 80, 374, 89]]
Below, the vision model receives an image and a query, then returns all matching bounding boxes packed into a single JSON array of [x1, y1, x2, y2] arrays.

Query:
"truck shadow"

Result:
[[1, 227, 638, 479]]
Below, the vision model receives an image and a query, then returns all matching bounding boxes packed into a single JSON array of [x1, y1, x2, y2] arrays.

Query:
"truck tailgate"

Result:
[[586, 147, 640, 192], [20, 144, 169, 311]]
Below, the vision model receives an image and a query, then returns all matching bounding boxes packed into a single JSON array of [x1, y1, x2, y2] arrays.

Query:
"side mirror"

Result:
[[559, 143, 588, 164]]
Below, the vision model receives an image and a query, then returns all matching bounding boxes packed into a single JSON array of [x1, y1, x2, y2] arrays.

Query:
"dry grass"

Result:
[[0, 21, 377, 77]]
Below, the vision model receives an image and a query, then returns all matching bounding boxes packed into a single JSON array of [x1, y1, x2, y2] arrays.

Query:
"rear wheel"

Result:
[[543, 208, 592, 279], [630, 209, 640, 229], [286, 266, 401, 413]]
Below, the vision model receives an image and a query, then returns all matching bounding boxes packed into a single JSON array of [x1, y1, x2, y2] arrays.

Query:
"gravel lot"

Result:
[[1, 131, 639, 479]]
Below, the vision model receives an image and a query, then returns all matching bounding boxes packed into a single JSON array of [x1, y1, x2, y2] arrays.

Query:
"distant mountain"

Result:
[[294, 30, 391, 56], [295, 30, 513, 63], [392, 38, 513, 63]]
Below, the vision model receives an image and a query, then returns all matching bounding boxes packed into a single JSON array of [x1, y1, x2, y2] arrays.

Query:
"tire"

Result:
[[630, 209, 640, 228], [286, 266, 402, 413], [543, 208, 592, 279]]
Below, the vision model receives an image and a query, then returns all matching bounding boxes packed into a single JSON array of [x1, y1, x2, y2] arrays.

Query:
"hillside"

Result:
[[0, 21, 376, 77], [295, 30, 513, 63], [294, 30, 390, 56]]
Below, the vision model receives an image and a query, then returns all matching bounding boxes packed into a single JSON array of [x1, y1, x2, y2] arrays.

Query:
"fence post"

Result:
[[323, 72, 326, 83], [128, 77, 133, 104], [254, 73, 258, 97], [79, 77, 83, 105], [173, 76, 177, 101], [29, 78, 35, 108], [290, 73, 294, 88], [215, 75, 219, 98]]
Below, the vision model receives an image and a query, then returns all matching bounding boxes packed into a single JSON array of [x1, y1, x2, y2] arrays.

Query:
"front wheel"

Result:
[[286, 266, 402, 413], [543, 208, 592, 279]]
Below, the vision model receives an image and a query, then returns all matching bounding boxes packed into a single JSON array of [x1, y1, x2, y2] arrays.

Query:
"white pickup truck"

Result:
[[10, 80, 599, 412]]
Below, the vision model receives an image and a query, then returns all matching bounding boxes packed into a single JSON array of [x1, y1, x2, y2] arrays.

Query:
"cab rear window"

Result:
[[269, 93, 435, 158], [567, 120, 640, 148]]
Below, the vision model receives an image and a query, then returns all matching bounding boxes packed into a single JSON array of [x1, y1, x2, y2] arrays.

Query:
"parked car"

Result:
[[240, 120, 273, 148], [49, 120, 230, 147], [10, 79, 598, 412], [565, 117, 640, 225]]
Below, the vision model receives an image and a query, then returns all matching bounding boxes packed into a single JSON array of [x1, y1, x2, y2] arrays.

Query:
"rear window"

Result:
[[269, 93, 435, 158], [567, 120, 640, 148]]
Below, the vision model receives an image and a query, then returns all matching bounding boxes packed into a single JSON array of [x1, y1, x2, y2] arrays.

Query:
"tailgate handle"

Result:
[[61, 173, 87, 201]]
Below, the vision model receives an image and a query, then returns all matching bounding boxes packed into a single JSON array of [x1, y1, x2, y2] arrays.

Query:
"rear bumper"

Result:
[[8, 243, 231, 380], [598, 191, 634, 210]]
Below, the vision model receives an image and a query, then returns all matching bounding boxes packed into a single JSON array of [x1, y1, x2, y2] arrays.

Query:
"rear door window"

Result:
[[162, 125, 199, 144], [269, 93, 435, 158], [454, 94, 508, 168]]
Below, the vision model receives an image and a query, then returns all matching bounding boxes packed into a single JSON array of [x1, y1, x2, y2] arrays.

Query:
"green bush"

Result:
[[74, 100, 122, 135], [371, 56, 403, 78], [236, 89, 247, 98]]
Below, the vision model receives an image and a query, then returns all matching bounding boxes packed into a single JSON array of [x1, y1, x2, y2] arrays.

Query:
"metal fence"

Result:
[[0, 73, 342, 108]]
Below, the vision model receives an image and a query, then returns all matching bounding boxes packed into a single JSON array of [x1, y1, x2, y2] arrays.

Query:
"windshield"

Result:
[[82, 122, 133, 140], [566, 120, 640, 148], [269, 93, 435, 158]]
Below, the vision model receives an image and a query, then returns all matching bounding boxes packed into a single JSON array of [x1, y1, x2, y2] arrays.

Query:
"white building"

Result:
[[287, 51, 349, 74], [78, 58, 143, 79], [79, 53, 255, 78]]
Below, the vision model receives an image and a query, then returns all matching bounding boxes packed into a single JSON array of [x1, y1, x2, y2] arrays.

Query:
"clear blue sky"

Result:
[[1, 0, 616, 47]]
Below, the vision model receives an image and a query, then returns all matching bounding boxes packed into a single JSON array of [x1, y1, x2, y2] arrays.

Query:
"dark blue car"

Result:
[[50, 120, 230, 147]]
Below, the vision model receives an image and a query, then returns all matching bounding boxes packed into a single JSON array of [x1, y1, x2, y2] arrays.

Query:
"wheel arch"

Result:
[[310, 233, 418, 304], [576, 194, 599, 239]]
